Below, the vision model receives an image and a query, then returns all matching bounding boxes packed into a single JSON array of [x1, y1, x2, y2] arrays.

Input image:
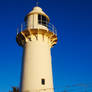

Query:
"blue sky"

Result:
[[0, 0, 92, 91]]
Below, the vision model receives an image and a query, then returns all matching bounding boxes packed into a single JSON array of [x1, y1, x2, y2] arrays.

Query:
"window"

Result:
[[38, 14, 41, 24], [42, 15, 46, 26], [41, 79, 45, 85], [38, 14, 48, 27]]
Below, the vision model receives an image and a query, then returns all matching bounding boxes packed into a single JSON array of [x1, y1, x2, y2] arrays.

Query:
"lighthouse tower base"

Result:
[[20, 33, 54, 92]]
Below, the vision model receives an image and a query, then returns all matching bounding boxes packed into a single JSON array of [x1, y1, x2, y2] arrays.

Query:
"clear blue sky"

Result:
[[0, 0, 92, 92]]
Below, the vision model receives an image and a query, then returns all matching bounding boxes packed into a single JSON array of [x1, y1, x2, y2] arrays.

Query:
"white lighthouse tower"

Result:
[[16, 5, 57, 92]]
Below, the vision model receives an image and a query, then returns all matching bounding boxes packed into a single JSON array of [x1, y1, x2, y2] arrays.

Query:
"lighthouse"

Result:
[[16, 5, 57, 92]]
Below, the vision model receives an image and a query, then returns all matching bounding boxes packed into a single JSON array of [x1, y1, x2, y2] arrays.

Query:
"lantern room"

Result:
[[24, 6, 50, 30]]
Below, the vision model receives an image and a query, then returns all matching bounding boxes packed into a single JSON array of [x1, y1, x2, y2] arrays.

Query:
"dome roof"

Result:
[[25, 6, 49, 21]]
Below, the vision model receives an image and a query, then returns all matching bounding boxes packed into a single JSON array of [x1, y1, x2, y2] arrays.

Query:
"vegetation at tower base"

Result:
[[9, 87, 19, 92], [9, 84, 92, 92]]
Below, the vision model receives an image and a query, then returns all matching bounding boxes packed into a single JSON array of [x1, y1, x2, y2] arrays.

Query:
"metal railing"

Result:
[[17, 20, 57, 36], [38, 20, 57, 35]]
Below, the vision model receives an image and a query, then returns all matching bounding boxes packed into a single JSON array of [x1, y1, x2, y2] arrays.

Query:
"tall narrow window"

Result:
[[42, 15, 46, 26], [41, 79, 45, 85], [38, 14, 41, 24]]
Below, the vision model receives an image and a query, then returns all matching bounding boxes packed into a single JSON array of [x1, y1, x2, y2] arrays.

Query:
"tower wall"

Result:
[[20, 35, 54, 92], [27, 14, 38, 29]]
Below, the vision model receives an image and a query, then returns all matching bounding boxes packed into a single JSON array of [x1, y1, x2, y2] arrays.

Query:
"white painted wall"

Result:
[[20, 35, 54, 92]]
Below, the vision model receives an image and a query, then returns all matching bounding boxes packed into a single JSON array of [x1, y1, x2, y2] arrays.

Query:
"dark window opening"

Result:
[[38, 14, 48, 27], [38, 14, 41, 24], [41, 79, 45, 85], [42, 16, 46, 26]]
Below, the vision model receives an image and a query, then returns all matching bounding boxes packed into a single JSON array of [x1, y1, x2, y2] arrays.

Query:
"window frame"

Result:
[[38, 14, 48, 27]]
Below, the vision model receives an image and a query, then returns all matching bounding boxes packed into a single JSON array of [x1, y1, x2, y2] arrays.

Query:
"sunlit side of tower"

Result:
[[16, 6, 57, 92]]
